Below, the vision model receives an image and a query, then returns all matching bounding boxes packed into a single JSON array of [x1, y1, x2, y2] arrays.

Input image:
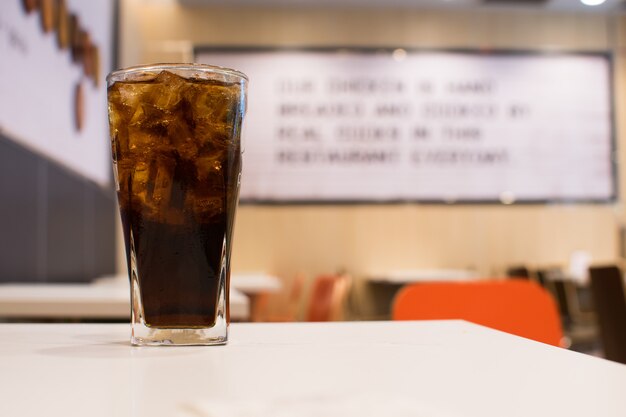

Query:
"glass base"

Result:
[[129, 242, 229, 346], [131, 320, 228, 346]]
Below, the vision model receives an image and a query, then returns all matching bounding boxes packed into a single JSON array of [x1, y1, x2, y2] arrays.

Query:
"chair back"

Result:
[[252, 273, 306, 322], [392, 280, 563, 346], [306, 274, 350, 322], [285, 273, 306, 319], [506, 266, 530, 279], [550, 279, 572, 324], [588, 265, 626, 364]]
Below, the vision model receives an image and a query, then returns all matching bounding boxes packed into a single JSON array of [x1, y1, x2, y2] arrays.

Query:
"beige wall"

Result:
[[117, 1, 626, 311]]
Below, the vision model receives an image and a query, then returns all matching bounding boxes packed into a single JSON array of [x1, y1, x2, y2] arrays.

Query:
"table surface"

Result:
[[0, 282, 249, 321], [0, 321, 624, 417], [367, 269, 480, 283]]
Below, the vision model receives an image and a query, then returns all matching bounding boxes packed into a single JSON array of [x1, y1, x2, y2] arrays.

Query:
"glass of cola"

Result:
[[107, 64, 247, 346]]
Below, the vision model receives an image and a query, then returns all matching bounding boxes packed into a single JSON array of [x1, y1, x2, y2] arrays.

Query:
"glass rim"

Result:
[[106, 63, 248, 84]]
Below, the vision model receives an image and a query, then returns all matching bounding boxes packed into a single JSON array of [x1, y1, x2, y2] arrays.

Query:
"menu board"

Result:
[[0, 0, 115, 186], [195, 48, 614, 203]]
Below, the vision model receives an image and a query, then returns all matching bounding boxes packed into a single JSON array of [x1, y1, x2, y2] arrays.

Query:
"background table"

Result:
[[230, 273, 282, 293], [1, 321, 625, 417], [230, 273, 282, 320], [0, 282, 250, 321], [366, 269, 479, 284], [365, 269, 480, 319]]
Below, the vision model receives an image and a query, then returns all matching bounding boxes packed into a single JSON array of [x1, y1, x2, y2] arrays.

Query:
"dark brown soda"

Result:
[[117, 147, 241, 328], [108, 70, 243, 328], [120, 213, 225, 328]]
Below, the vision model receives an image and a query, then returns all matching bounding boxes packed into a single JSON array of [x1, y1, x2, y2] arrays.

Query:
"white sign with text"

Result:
[[196, 49, 613, 202]]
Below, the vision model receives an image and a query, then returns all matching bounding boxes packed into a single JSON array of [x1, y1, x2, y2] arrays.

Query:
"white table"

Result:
[[94, 273, 282, 294], [229, 273, 282, 321], [0, 283, 249, 321], [230, 273, 282, 293], [367, 269, 479, 284], [0, 321, 625, 417]]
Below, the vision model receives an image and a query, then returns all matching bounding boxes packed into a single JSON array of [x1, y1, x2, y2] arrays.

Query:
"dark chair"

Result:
[[506, 266, 530, 280], [507, 265, 548, 288], [535, 268, 599, 352], [550, 279, 572, 326], [536, 269, 572, 322], [534, 269, 550, 288], [588, 265, 626, 364]]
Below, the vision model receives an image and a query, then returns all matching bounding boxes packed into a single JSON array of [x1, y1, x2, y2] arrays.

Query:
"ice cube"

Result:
[[114, 159, 134, 207], [107, 100, 126, 130], [166, 117, 198, 160], [186, 81, 240, 148], [195, 155, 224, 184], [150, 155, 176, 209], [129, 103, 167, 128], [130, 161, 151, 210], [127, 126, 161, 155], [152, 156, 187, 226], [195, 196, 223, 221], [109, 81, 151, 115], [109, 81, 170, 159], [193, 117, 233, 151], [187, 176, 231, 222], [187, 153, 226, 222], [151, 71, 188, 111], [188, 83, 238, 123], [109, 123, 129, 160]]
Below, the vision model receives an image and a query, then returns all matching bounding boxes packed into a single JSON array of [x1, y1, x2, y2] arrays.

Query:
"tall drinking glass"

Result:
[[107, 64, 247, 346]]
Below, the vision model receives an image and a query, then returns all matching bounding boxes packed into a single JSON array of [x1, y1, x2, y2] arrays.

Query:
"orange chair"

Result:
[[306, 274, 351, 322], [252, 274, 305, 322], [392, 280, 563, 346]]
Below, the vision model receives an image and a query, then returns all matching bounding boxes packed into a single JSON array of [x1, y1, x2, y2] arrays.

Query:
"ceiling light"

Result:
[[499, 191, 516, 205], [392, 49, 407, 62], [580, 0, 606, 6]]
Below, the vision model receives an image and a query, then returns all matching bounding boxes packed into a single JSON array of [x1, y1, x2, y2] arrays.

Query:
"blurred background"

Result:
[[1, 0, 626, 363]]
